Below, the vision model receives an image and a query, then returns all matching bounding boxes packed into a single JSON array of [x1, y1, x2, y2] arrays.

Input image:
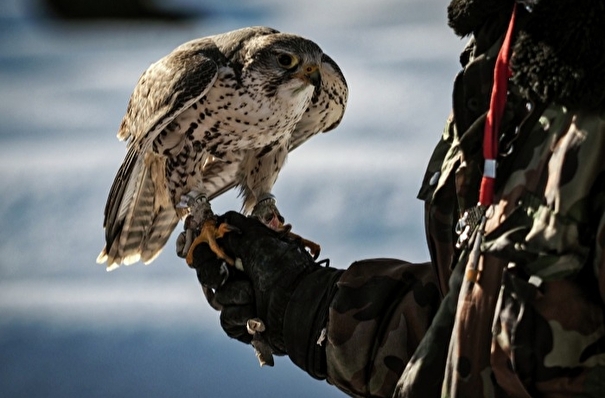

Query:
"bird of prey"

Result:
[[97, 26, 348, 270]]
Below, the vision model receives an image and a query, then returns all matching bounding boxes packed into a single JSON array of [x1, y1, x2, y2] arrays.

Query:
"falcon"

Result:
[[97, 26, 348, 270]]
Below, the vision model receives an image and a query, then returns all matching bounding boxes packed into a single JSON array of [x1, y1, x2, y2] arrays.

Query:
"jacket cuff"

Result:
[[283, 267, 344, 380]]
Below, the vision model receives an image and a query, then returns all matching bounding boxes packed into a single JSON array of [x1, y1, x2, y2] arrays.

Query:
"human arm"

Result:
[[190, 211, 441, 397]]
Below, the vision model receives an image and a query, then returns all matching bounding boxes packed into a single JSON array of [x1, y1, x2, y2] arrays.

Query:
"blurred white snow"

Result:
[[0, 0, 463, 396]]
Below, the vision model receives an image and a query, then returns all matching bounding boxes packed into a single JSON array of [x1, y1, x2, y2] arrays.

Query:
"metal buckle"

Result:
[[455, 206, 486, 249]]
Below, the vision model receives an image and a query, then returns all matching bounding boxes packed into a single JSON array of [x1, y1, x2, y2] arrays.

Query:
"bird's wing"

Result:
[[202, 53, 349, 202], [100, 39, 221, 267], [117, 38, 221, 147]]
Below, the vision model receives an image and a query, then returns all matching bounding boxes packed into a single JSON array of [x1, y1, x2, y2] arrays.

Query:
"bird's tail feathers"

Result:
[[97, 150, 179, 270]]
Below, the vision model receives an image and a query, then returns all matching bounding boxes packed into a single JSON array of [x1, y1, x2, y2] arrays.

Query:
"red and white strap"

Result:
[[478, 3, 518, 207]]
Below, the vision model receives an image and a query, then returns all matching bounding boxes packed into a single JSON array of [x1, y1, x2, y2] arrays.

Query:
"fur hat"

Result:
[[448, 0, 605, 111]]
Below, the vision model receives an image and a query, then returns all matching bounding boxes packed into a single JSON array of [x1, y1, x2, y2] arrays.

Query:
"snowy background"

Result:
[[0, 0, 463, 396]]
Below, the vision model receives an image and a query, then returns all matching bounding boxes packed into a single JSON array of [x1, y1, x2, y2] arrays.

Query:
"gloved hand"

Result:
[[190, 211, 343, 376], [190, 234, 256, 345]]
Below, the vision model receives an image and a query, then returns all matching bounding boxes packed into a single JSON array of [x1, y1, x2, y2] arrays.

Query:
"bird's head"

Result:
[[243, 32, 324, 98]]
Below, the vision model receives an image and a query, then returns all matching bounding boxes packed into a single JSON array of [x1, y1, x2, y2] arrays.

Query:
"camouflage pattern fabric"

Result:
[[325, 259, 440, 397], [323, 10, 605, 398], [397, 99, 605, 398], [404, 25, 605, 398]]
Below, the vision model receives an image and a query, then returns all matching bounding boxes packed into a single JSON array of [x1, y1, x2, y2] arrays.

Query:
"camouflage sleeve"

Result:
[[324, 259, 440, 397]]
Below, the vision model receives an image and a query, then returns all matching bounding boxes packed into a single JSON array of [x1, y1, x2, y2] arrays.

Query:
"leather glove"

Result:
[[190, 211, 343, 376], [192, 236, 255, 345]]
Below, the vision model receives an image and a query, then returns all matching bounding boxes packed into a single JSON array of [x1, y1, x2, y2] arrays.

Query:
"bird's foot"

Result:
[[178, 192, 213, 222], [285, 230, 321, 260], [251, 196, 321, 259], [175, 193, 237, 266], [176, 194, 211, 259], [185, 218, 238, 267], [251, 195, 285, 230]]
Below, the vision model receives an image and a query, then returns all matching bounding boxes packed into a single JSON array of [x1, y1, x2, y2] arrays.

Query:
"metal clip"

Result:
[[455, 210, 471, 249], [455, 206, 486, 249]]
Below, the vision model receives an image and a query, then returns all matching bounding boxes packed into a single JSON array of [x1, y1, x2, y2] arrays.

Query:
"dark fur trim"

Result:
[[449, 0, 605, 111], [447, 0, 512, 37], [511, 0, 605, 110]]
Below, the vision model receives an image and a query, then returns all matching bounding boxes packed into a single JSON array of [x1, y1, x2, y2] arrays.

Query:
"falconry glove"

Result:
[[191, 211, 343, 377]]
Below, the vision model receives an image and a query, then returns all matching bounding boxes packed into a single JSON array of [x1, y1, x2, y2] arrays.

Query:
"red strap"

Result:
[[478, 3, 518, 207]]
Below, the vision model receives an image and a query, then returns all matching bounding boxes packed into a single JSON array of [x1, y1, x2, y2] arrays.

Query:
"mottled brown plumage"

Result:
[[97, 26, 348, 270]]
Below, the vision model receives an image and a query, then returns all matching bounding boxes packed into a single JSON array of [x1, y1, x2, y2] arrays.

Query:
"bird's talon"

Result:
[[217, 222, 240, 236], [286, 230, 321, 259], [184, 215, 198, 230], [304, 240, 321, 260], [176, 228, 195, 259], [251, 198, 320, 260], [186, 219, 235, 267]]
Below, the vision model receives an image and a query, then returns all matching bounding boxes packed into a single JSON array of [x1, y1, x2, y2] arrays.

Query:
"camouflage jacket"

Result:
[[322, 1, 605, 396]]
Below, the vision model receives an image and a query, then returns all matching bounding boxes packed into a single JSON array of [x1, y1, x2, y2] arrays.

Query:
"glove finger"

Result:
[[192, 242, 230, 289], [220, 211, 281, 248], [220, 304, 255, 344], [219, 210, 255, 228], [219, 212, 285, 273], [214, 279, 254, 307]]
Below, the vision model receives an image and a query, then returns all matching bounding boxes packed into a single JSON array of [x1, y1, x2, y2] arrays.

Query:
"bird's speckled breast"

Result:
[[157, 66, 314, 203], [168, 67, 314, 159]]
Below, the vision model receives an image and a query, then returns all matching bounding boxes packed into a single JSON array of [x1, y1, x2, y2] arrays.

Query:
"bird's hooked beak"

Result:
[[296, 64, 321, 87]]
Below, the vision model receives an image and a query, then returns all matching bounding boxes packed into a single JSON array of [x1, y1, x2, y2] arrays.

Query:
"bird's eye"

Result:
[[277, 53, 297, 69]]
